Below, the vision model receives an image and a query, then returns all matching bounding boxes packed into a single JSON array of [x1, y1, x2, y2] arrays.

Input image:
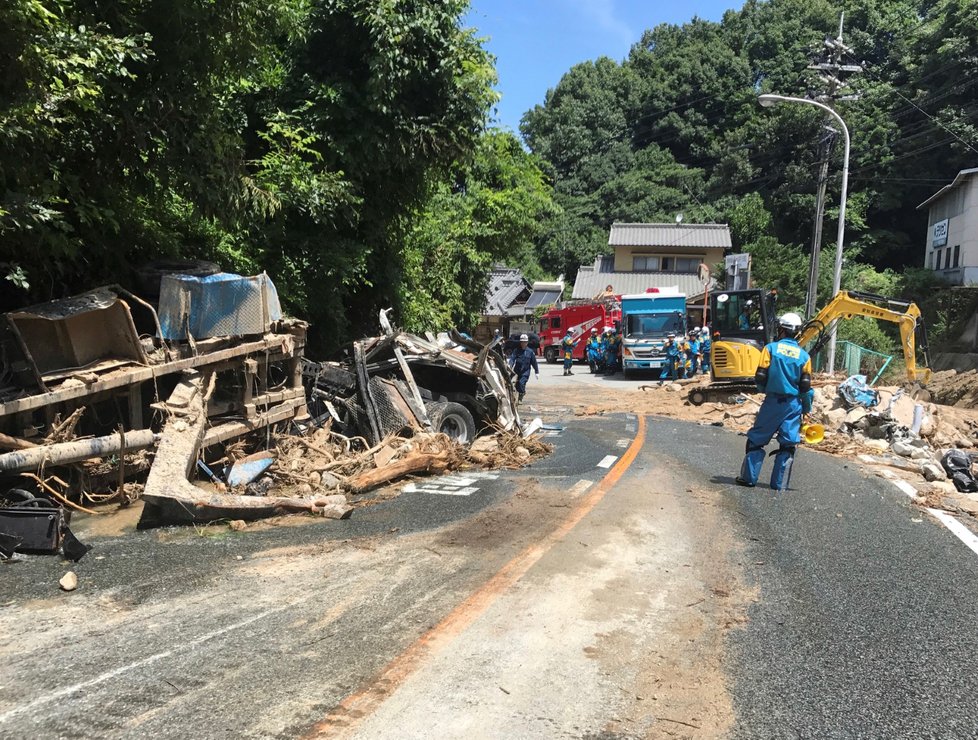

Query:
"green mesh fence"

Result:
[[813, 341, 893, 385]]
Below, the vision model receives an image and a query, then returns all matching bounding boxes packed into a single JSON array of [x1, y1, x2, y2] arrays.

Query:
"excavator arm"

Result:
[[798, 291, 931, 384]]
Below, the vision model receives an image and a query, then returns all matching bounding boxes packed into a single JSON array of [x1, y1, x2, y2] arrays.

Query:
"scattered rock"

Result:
[[471, 437, 501, 454], [825, 408, 847, 429], [319, 471, 342, 488], [297, 483, 313, 494], [59, 571, 78, 592], [309, 471, 322, 487], [910, 447, 931, 460], [891, 440, 915, 457], [667, 383, 683, 392], [318, 503, 352, 520], [515, 446, 531, 460], [863, 439, 890, 452], [173, 420, 189, 432], [845, 408, 869, 425], [228, 519, 247, 531], [920, 462, 947, 482]]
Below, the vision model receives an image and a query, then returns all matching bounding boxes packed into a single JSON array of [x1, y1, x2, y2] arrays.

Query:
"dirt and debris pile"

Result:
[[923, 369, 978, 408]]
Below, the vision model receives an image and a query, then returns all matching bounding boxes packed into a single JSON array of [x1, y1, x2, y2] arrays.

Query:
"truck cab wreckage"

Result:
[[0, 279, 531, 552]]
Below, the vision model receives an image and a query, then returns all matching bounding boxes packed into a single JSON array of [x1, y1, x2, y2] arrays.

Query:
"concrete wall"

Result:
[[612, 246, 724, 273]]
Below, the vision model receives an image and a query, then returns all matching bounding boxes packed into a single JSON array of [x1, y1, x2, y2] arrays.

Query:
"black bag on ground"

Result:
[[941, 450, 978, 493]]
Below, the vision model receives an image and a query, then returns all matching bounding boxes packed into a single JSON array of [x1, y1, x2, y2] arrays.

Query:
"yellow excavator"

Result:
[[687, 289, 931, 406]]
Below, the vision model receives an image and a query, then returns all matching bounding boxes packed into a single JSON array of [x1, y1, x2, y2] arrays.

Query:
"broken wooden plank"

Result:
[[346, 451, 453, 494], [0, 334, 299, 416], [0, 428, 158, 473]]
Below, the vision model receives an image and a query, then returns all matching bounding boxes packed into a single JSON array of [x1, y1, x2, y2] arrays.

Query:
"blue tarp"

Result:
[[158, 272, 283, 341]]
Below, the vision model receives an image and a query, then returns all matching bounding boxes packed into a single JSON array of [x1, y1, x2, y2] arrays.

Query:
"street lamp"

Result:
[[758, 93, 850, 375]]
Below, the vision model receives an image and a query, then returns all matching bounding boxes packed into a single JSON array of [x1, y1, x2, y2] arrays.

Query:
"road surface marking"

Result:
[[308, 416, 649, 737], [884, 477, 978, 560], [927, 508, 978, 558], [0, 595, 316, 726], [568, 479, 594, 498], [616, 439, 630, 448], [625, 424, 637, 433], [597, 455, 618, 468], [403, 482, 478, 496]]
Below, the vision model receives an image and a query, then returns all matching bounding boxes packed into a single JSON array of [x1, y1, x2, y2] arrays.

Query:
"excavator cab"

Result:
[[708, 289, 779, 384]]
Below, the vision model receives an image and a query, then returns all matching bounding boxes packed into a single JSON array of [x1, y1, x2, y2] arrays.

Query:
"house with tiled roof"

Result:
[[571, 222, 730, 300]]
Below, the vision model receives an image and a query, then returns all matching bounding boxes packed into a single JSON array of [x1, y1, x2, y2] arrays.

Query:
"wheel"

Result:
[[427, 402, 476, 444], [544, 346, 558, 364], [688, 389, 707, 406]]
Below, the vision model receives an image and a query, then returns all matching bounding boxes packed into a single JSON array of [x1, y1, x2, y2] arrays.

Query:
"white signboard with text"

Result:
[[932, 218, 949, 248]]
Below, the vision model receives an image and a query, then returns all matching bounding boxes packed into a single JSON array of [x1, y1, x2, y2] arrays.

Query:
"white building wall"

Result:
[[927, 177, 978, 284]]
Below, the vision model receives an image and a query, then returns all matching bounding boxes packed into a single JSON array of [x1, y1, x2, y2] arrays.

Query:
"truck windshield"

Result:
[[625, 313, 683, 338]]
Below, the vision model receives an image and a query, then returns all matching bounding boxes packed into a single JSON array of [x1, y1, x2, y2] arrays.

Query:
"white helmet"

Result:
[[519, 333, 529, 341], [778, 312, 803, 333]]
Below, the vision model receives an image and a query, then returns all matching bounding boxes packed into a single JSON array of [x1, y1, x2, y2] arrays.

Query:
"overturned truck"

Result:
[[0, 288, 526, 539]]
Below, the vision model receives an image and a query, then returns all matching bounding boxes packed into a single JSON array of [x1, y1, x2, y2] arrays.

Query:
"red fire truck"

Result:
[[537, 299, 622, 363]]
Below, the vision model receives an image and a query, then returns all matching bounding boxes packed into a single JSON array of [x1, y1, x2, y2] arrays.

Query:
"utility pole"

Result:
[[804, 13, 862, 369], [805, 13, 863, 319], [805, 127, 837, 320]]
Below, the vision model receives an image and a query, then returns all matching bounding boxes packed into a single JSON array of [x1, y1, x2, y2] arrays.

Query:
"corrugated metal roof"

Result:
[[917, 168, 978, 210], [572, 266, 711, 300], [608, 222, 732, 249]]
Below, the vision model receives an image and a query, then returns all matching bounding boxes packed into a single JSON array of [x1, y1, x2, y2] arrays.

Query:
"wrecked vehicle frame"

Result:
[[304, 311, 522, 447]]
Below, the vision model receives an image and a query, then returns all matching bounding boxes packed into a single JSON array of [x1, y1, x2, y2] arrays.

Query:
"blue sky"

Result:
[[464, 0, 742, 134]]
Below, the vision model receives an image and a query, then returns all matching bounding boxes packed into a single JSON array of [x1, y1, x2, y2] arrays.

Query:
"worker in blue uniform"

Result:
[[561, 330, 579, 376], [736, 312, 814, 491], [586, 328, 603, 374], [686, 329, 702, 377], [659, 332, 683, 381], [604, 328, 622, 375], [508, 333, 539, 404], [701, 329, 713, 374]]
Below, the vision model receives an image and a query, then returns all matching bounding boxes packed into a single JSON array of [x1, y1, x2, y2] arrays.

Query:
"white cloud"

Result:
[[566, 0, 635, 47]]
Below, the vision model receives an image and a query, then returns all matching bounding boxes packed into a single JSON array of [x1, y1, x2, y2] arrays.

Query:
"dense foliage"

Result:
[[0, 0, 556, 346], [3, 0, 976, 355], [522, 0, 977, 352]]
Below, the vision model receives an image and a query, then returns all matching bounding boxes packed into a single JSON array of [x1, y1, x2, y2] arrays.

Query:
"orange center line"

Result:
[[305, 415, 649, 738]]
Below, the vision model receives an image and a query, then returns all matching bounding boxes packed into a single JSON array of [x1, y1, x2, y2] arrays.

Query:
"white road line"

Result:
[[891, 479, 921, 500], [597, 455, 618, 469], [0, 596, 314, 725], [615, 439, 630, 448], [885, 478, 978, 560], [568, 479, 594, 498], [927, 508, 978, 558]]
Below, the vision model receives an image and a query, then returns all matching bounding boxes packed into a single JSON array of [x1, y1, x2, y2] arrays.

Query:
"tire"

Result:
[[427, 402, 476, 444], [688, 389, 707, 406], [544, 347, 558, 364]]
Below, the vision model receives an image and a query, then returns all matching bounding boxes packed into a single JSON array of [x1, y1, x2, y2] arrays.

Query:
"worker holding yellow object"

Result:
[[736, 312, 814, 490]]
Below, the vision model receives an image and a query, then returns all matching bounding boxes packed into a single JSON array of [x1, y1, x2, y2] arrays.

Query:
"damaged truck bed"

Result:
[[1, 292, 530, 537]]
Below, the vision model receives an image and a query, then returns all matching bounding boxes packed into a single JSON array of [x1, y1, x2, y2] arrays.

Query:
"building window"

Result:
[[674, 257, 700, 273], [550, 317, 561, 329], [954, 244, 960, 268], [632, 256, 660, 271], [945, 249, 952, 269]]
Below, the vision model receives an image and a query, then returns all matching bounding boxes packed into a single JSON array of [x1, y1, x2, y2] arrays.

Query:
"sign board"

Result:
[[932, 218, 949, 248]]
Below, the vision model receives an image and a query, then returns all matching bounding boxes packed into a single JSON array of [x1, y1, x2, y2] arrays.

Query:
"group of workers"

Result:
[[658, 327, 712, 382], [507, 311, 813, 492], [558, 327, 624, 377]]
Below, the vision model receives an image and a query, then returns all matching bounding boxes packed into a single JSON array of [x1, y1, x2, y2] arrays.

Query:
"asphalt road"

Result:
[[4, 367, 978, 738], [644, 415, 978, 739]]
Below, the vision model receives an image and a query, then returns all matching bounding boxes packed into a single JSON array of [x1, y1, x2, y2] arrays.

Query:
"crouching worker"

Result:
[[736, 312, 814, 491], [509, 333, 539, 404]]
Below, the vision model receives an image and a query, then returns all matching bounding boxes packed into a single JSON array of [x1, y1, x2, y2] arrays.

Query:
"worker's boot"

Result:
[[518, 392, 525, 404]]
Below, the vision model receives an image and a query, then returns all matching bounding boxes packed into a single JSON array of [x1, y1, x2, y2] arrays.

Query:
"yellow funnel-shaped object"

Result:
[[802, 423, 824, 445]]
